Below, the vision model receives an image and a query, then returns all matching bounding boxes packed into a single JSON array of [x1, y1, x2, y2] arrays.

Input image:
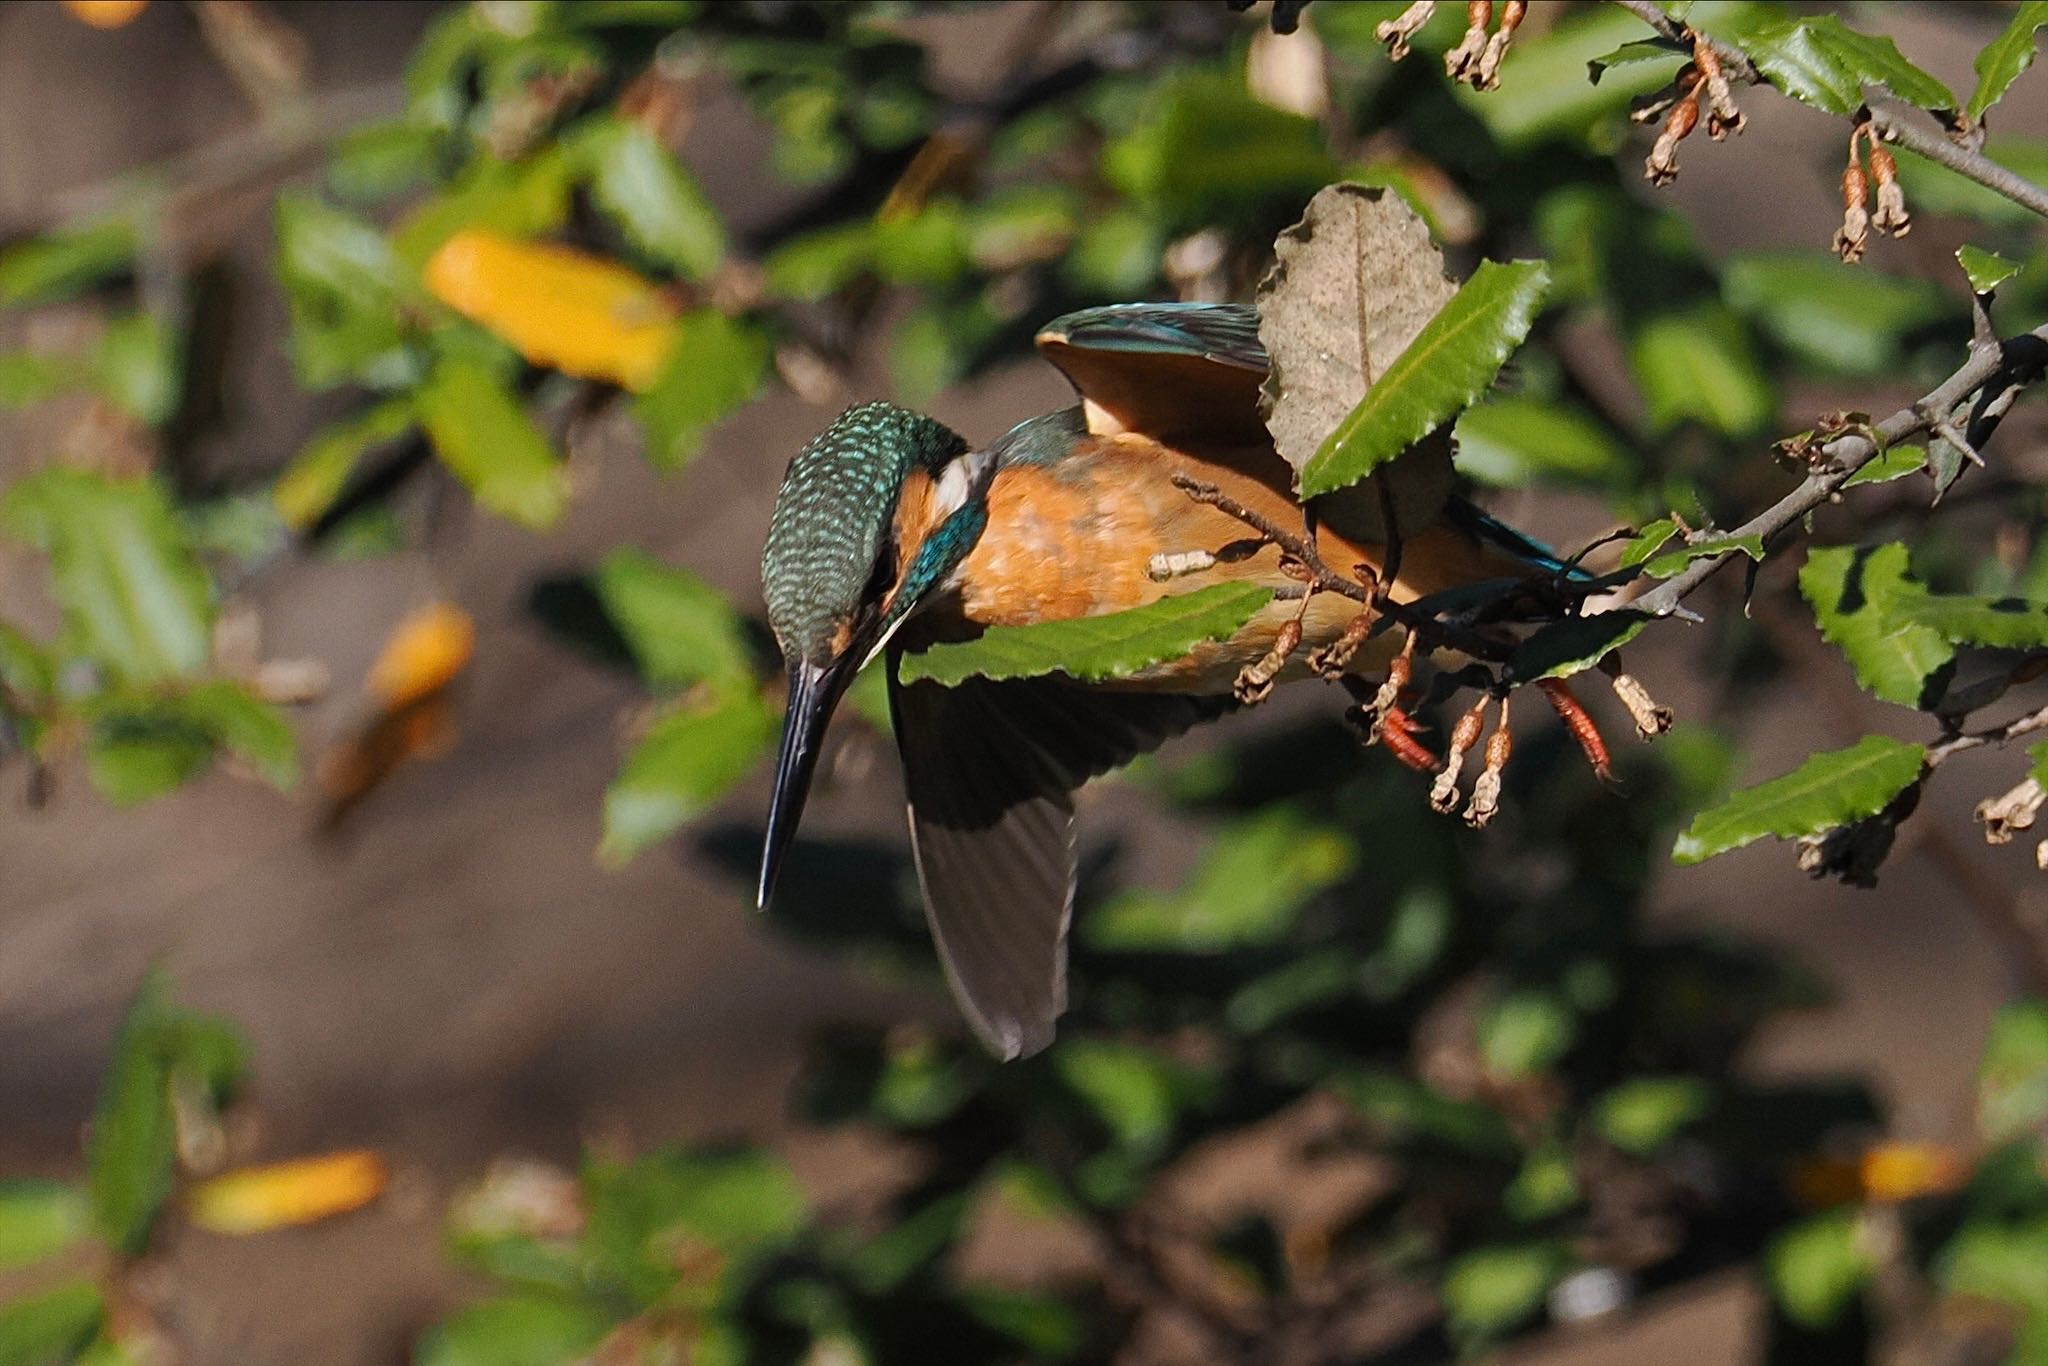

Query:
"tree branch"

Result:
[[1607, 0, 1759, 84], [1867, 97, 2048, 221]]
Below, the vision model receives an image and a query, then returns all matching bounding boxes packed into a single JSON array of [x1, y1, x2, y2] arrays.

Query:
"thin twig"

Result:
[[1869, 98, 2048, 221], [1927, 701, 2048, 768], [1608, 0, 1760, 84]]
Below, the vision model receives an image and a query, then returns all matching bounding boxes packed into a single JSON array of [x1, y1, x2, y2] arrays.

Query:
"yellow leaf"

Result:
[[368, 601, 475, 709], [1789, 1142, 1971, 1209], [187, 1150, 388, 1234], [423, 230, 679, 391], [63, 0, 150, 28]]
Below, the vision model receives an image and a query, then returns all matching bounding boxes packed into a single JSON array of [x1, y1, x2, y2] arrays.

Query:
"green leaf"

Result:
[[0, 1281, 103, 1366], [1452, 396, 1630, 488], [1967, 1, 2048, 120], [83, 708, 213, 805], [326, 119, 440, 202], [1957, 244, 2023, 295], [0, 1182, 90, 1272], [0, 220, 135, 307], [1056, 1041, 1190, 1153], [391, 147, 577, 269], [416, 357, 569, 529], [1442, 1243, 1562, 1342], [1799, 544, 1953, 707], [1, 470, 212, 686], [1672, 734, 1926, 866], [1102, 71, 1338, 218], [1890, 592, 2048, 651], [1842, 443, 1927, 488], [1300, 259, 1548, 498], [593, 548, 756, 694], [635, 311, 769, 471], [1629, 301, 1774, 437], [1086, 808, 1354, 951], [1479, 990, 1575, 1078], [1508, 612, 1649, 682], [1618, 519, 1677, 568], [94, 314, 181, 427], [177, 681, 299, 789], [1586, 37, 1688, 84], [1592, 1077, 1709, 1155], [760, 224, 872, 302], [1061, 206, 1162, 296], [1941, 1215, 2048, 1309], [599, 690, 778, 865], [273, 398, 416, 530], [897, 582, 1273, 688], [871, 199, 971, 286], [1642, 533, 1764, 580], [1690, 11, 1955, 116], [578, 117, 726, 281], [87, 975, 180, 1256], [274, 193, 417, 391], [0, 351, 78, 410], [415, 1295, 613, 1366], [1894, 137, 2048, 227], [581, 1147, 805, 1304], [1723, 252, 1950, 377], [1977, 1001, 2048, 1146], [1331, 1069, 1515, 1155], [958, 1287, 1085, 1358], [1768, 1210, 1871, 1327]]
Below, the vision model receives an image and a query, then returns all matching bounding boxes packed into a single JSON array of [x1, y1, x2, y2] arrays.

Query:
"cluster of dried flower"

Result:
[[1634, 28, 1747, 187], [1833, 120, 1912, 263], [1375, 0, 1526, 91]]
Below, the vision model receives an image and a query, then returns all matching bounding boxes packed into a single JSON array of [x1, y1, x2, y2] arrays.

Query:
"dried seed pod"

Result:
[[1444, 0, 1493, 85], [1308, 611, 1375, 677], [1429, 696, 1491, 813], [1368, 643, 1415, 735], [1833, 138, 1871, 263], [1645, 85, 1700, 187], [1693, 39, 1744, 139], [1373, 0, 1438, 61], [1538, 678, 1612, 782], [1976, 776, 2047, 845], [1606, 671, 1673, 739], [1465, 711, 1512, 828], [1867, 143, 1911, 238], [1475, 0, 1525, 90], [1234, 616, 1303, 705]]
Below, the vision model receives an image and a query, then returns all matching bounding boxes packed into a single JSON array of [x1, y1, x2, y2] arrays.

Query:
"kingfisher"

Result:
[[757, 302, 1573, 1060]]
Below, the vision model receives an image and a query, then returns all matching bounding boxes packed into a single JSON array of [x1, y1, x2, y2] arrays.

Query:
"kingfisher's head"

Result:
[[757, 400, 993, 906]]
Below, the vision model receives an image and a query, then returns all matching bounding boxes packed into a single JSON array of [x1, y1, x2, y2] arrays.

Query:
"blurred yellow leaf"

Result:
[[1790, 1141, 1971, 1209], [187, 1150, 388, 1234], [63, 0, 150, 28], [369, 601, 475, 709], [423, 230, 678, 391]]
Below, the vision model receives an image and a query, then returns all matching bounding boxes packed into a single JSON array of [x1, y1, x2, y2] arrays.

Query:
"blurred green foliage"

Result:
[[5, 0, 2048, 1362]]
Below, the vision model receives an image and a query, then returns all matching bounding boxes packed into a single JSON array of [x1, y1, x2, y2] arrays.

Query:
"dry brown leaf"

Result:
[[1256, 183, 1459, 542]]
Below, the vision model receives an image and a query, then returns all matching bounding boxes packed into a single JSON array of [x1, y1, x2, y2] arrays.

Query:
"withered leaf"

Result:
[[1256, 183, 1458, 542]]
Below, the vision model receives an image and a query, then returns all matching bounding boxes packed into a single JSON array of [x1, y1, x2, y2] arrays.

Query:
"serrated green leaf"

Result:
[[1768, 1210, 1871, 1327], [1642, 533, 1764, 580], [1442, 1243, 1562, 1342], [1890, 591, 2048, 651], [1508, 612, 1649, 682], [0, 219, 135, 307], [1672, 734, 1926, 866], [1086, 808, 1354, 951], [578, 117, 726, 281], [1452, 396, 1631, 488], [592, 548, 755, 694], [1691, 11, 1955, 116], [1586, 37, 1688, 84], [1968, 1, 2048, 120], [635, 311, 769, 471], [1800, 544, 1953, 706], [274, 193, 417, 392], [416, 357, 569, 529], [599, 690, 778, 865], [415, 1294, 612, 1366], [897, 582, 1273, 688], [0, 1182, 90, 1272], [1, 470, 212, 686], [1957, 244, 2023, 295], [1300, 259, 1548, 498], [0, 1281, 103, 1366], [1843, 443, 1927, 488], [273, 399, 416, 531], [1977, 1001, 2048, 1146], [1619, 519, 1677, 568]]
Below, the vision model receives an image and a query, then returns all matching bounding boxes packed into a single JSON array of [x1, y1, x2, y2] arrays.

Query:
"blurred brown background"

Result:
[[0, 3, 2042, 1362]]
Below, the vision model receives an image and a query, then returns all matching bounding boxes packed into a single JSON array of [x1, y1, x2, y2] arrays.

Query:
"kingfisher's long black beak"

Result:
[[757, 653, 863, 909]]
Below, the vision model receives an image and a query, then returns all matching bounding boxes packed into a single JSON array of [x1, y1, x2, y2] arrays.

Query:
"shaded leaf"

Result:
[[896, 582, 1272, 687], [1894, 137, 2048, 227], [1460, 6, 1686, 145], [1977, 1001, 2048, 1146], [1724, 252, 1950, 377], [1957, 244, 2023, 294], [1453, 396, 1630, 488], [600, 690, 778, 865], [1508, 612, 1648, 682], [0, 219, 134, 307], [1056, 1041, 1197, 1154], [273, 399, 416, 530], [1086, 808, 1353, 951], [1629, 301, 1774, 437], [635, 310, 769, 470], [416, 357, 570, 529], [593, 549, 755, 694], [415, 1295, 612, 1366], [577, 117, 726, 281], [274, 193, 416, 390], [1102, 71, 1338, 218], [1968, 1, 2048, 121], [1768, 1210, 1871, 1327], [0, 1182, 91, 1272], [1593, 1077, 1709, 1155], [187, 1150, 388, 1235], [1299, 254, 1545, 498], [1443, 1243, 1562, 1342], [391, 147, 577, 269], [177, 681, 299, 789], [0, 1281, 103, 1366], [1941, 1215, 2048, 1309], [95, 313, 180, 426], [582, 1146, 805, 1301], [1, 470, 212, 685], [1479, 990, 1575, 1078], [1672, 735, 1927, 866], [1800, 544, 1953, 707], [424, 230, 678, 391]]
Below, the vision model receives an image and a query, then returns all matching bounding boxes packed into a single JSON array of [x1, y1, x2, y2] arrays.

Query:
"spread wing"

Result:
[[888, 658, 1230, 1059], [1035, 303, 1270, 446]]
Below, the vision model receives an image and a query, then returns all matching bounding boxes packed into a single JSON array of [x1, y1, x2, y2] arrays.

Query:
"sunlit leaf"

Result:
[[391, 147, 577, 268], [1672, 735, 1926, 866], [1767, 1210, 1871, 1327], [1442, 1243, 1562, 1342], [1842, 443, 1927, 488], [94, 313, 180, 425], [0, 1182, 91, 1272], [0, 219, 134, 307], [600, 690, 778, 865], [1586, 37, 1687, 84], [1087, 808, 1353, 951], [1458, 6, 1684, 145], [1593, 1077, 1708, 1155], [577, 117, 726, 281], [274, 193, 416, 390], [1479, 990, 1575, 1078], [416, 357, 570, 528], [1640, 533, 1763, 580], [1800, 544, 1953, 707], [761, 224, 872, 302], [582, 1146, 805, 1303], [593, 549, 755, 694], [896, 582, 1273, 687], [368, 601, 476, 709], [415, 1295, 612, 1366], [1300, 260, 1548, 498], [273, 398, 416, 530], [1690, 10, 1955, 116], [1941, 1215, 2048, 1309], [423, 230, 678, 391], [176, 681, 300, 790], [1056, 1041, 1194, 1154], [1, 469, 212, 685], [327, 119, 441, 203], [635, 310, 769, 469], [1967, 1, 2048, 121], [187, 1151, 387, 1235], [1957, 244, 2023, 294]]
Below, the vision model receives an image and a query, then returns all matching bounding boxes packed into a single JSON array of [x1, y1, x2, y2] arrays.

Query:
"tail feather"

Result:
[[1441, 496, 1591, 582]]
